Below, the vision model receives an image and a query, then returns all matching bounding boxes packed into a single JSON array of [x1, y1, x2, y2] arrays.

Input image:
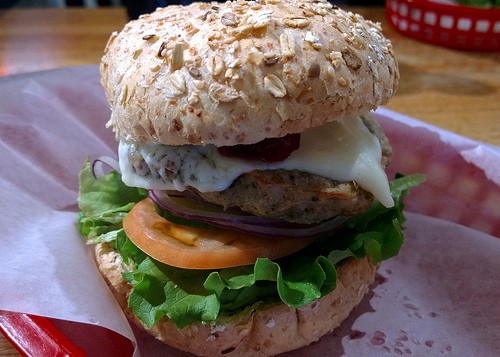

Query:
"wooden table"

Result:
[[0, 5, 499, 356]]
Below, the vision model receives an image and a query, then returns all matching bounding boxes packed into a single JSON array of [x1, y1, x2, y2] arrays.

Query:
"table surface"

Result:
[[0, 5, 499, 356]]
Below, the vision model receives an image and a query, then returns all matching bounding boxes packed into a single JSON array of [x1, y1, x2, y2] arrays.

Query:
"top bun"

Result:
[[101, 0, 399, 146]]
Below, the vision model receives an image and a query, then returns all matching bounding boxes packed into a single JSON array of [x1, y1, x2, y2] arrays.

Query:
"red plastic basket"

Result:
[[386, 0, 500, 51]]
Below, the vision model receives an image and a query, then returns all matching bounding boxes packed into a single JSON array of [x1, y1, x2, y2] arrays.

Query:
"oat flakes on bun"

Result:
[[77, 0, 423, 355]]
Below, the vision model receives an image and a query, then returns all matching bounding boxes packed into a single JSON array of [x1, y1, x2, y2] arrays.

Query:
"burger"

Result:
[[77, 0, 423, 355]]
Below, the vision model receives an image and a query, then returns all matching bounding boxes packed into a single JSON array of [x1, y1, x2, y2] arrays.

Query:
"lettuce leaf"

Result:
[[77, 159, 424, 329], [77, 159, 147, 243], [458, 0, 499, 8], [123, 255, 220, 329]]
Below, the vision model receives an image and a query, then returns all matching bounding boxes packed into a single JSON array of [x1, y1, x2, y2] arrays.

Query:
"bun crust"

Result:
[[95, 243, 376, 356], [101, 0, 398, 146]]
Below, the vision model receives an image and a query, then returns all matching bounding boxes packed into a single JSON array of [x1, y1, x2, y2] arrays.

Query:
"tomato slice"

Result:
[[123, 199, 315, 270]]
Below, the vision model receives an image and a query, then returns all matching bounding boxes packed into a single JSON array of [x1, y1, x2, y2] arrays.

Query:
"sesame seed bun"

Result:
[[100, 0, 398, 146], [95, 242, 377, 356]]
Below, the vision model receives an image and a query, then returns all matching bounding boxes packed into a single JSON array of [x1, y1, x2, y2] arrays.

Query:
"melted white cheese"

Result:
[[119, 117, 394, 208]]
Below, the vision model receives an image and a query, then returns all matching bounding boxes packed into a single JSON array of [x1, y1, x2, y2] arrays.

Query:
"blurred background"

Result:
[[0, 1, 386, 19], [2, 0, 385, 5]]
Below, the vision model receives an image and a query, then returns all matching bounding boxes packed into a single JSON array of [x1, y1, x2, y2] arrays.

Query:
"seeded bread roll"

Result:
[[95, 243, 377, 356], [100, 0, 398, 146]]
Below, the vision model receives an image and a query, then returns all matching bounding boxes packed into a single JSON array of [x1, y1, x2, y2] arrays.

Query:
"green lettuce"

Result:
[[458, 0, 500, 8], [77, 159, 147, 244], [77, 159, 424, 329]]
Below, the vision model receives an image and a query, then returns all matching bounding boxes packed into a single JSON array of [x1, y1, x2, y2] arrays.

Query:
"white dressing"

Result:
[[119, 117, 394, 208]]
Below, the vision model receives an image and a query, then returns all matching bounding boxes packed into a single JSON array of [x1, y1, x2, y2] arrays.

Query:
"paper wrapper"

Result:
[[0, 66, 499, 356]]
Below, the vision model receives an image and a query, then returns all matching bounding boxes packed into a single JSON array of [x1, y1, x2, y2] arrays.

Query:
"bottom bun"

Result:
[[95, 243, 377, 356]]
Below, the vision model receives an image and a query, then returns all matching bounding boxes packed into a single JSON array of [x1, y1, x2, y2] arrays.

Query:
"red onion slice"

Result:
[[92, 156, 121, 179], [149, 190, 349, 239]]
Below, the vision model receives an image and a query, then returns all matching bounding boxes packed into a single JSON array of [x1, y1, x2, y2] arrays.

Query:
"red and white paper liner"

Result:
[[375, 107, 500, 238]]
